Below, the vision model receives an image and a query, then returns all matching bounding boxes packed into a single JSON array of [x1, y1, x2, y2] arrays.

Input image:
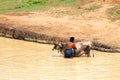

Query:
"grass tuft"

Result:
[[85, 5, 102, 11], [108, 4, 120, 20]]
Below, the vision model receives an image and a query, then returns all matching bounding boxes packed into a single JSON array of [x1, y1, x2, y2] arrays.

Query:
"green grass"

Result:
[[0, 0, 88, 14], [49, 0, 82, 6], [0, 0, 19, 9], [0, 0, 49, 14], [15, 0, 48, 9]]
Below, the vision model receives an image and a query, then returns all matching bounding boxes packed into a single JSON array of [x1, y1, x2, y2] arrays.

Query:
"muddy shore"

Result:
[[0, 23, 120, 52]]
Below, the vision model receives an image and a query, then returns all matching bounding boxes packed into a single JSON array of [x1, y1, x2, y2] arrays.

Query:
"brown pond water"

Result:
[[0, 37, 120, 80]]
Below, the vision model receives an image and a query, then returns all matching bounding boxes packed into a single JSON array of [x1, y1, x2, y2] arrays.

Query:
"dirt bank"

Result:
[[0, 23, 65, 44], [0, 23, 120, 52], [0, 3, 120, 52]]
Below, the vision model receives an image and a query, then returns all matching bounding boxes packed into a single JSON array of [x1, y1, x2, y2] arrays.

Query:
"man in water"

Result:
[[64, 37, 76, 58]]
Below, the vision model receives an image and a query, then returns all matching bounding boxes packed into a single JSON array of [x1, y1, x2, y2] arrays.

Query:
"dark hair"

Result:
[[70, 37, 74, 42]]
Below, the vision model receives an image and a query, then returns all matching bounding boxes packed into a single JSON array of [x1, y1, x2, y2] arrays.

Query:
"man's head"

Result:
[[70, 37, 75, 42]]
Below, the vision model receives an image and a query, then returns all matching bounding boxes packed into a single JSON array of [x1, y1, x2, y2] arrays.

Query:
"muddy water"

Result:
[[0, 37, 120, 80]]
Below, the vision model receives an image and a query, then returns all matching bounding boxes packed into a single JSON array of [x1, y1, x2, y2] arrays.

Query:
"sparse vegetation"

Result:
[[0, 0, 88, 14], [85, 5, 102, 11], [0, 0, 49, 14], [108, 4, 120, 20], [0, 0, 119, 21], [15, 0, 48, 9], [49, 0, 86, 6]]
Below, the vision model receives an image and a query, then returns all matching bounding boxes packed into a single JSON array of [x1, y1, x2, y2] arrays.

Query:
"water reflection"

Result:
[[0, 37, 120, 80]]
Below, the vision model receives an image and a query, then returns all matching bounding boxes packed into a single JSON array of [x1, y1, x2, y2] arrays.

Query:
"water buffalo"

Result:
[[52, 41, 94, 57]]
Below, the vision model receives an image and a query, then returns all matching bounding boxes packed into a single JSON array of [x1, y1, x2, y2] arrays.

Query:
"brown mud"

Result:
[[0, 23, 120, 52]]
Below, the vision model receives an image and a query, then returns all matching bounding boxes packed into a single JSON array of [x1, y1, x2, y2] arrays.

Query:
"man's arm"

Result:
[[73, 43, 77, 49]]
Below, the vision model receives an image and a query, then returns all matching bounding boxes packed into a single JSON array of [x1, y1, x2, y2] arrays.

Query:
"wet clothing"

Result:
[[64, 41, 76, 58], [64, 49, 73, 58]]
